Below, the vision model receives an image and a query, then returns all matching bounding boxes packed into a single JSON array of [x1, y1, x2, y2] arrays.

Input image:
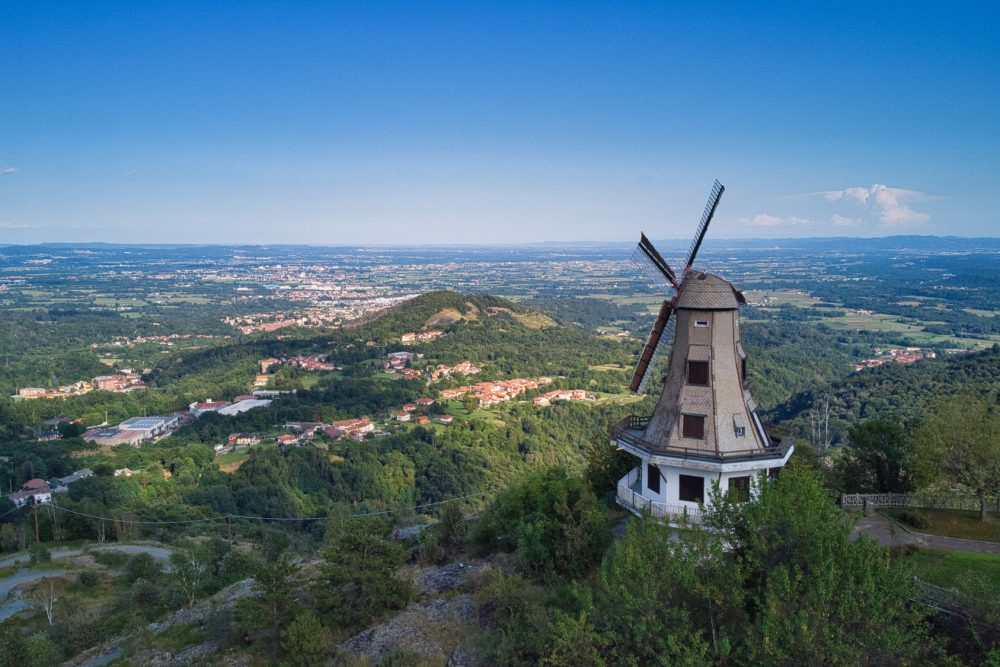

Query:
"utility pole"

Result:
[[34, 506, 40, 543]]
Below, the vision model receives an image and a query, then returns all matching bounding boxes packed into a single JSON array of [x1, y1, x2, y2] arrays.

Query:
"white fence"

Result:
[[616, 482, 703, 524], [841, 493, 997, 511]]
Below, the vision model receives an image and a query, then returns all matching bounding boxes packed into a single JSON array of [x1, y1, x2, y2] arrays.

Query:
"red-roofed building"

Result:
[[276, 434, 300, 446], [414, 415, 430, 425], [402, 403, 417, 412], [415, 397, 435, 406], [10, 479, 53, 508], [189, 400, 232, 416], [436, 415, 454, 424]]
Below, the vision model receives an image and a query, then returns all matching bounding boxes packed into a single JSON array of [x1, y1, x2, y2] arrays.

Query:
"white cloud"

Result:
[[818, 183, 933, 226], [0, 167, 16, 175], [739, 213, 813, 227], [830, 214, 860, 226]]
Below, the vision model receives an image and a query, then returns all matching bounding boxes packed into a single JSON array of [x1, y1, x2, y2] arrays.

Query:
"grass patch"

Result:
[[589, 363, 626, 372], [146, 623, 210, 652], [883, 508, 1000, 542], [906, 548, 1000, 597]]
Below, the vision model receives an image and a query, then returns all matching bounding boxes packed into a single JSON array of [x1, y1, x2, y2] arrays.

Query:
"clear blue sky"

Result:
[[2, 2, 998, 244]]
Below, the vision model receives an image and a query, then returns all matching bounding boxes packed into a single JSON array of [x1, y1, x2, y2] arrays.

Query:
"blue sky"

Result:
[[2, 2, 998, 244]]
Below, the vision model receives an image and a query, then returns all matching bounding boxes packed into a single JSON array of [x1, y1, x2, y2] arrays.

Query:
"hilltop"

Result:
[[356, 291, 556, 338]]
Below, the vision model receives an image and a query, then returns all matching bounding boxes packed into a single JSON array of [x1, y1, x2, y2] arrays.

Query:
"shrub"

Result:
[[131, 577, 161, 610], [93, 550, 128, 568], [28, 542, 51, 564], [124, 552, 162, 583], [78, 570, 100, 588], [897, 510, 930, 530]]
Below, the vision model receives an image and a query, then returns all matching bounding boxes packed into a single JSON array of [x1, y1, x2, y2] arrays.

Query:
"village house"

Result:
[[415, 397, 435, 406], [9, 478, 53, 508], [401, 330, 443, 344], [276, 434, 300, 446], [324, 417, 374, 441], [394, 411, 411, 422], [414, 415, 430, 425], [441, 376, 554, 407], [284, 421, 324, 434], [533, 389, 593, 406], [436, 415, 454, 424], [227, 433, 262, 447]]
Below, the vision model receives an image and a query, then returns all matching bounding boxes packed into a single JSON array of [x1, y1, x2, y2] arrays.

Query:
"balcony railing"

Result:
[[616, 474, 703, 524], [610, 415, 793, 462]]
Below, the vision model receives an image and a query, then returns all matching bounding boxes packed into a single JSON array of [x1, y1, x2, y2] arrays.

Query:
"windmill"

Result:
[[612, 181, 793, 522]]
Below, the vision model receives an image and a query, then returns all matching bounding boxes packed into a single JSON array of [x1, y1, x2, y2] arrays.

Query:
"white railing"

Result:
[[616, 481, 703, 524], [841, 493, 999, 511], [623, 466, 641, 491]]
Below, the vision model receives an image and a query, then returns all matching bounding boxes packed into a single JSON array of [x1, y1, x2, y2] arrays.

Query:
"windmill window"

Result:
[[678, 474, 704, 503], [687, 361, 709, 385], [694, 320, 710, 328], [682, 414, 706, 439], [647, 463, 660, 494], [728, 476, 751, 502], [733, 413, 747, 437]]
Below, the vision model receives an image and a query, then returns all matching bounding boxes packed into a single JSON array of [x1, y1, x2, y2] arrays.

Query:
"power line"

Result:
[[43, 489, 496, 526]]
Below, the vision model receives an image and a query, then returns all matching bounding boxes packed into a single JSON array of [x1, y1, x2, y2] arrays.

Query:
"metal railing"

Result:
[[611, 415, 792, 462], [616, 478, 703, 524]]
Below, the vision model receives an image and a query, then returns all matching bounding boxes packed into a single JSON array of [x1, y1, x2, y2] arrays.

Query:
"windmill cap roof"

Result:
[[675, 272, 746, 310]]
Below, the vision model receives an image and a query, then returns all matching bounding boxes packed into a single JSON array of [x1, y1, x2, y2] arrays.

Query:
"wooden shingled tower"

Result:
[[612, 181, 793, 522]]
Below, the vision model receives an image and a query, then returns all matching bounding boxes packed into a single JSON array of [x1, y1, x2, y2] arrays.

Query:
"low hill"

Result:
[[357, 291, 555, 338]]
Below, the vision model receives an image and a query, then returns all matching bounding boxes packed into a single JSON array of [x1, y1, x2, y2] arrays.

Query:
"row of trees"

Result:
[[470, 463, 956, 666], [832, 395, 1000, 520]]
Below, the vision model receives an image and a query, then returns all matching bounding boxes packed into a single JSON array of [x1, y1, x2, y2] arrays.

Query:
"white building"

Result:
[[614, 252, 793, 524]]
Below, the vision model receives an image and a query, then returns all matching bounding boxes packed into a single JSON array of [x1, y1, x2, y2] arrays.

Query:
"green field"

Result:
[[884, 508, 1000, 543], [907, 549, 1000, 597]]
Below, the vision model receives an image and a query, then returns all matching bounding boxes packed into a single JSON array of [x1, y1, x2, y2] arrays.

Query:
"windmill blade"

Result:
[[630, 233, 678, 289], [630, 300, 674, 393], [684, 180, 725, 272]]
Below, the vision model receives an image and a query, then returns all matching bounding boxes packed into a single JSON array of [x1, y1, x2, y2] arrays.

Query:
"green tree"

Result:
[[837, 418, 913, 493], [29, 541, 51, 564], [312, 516, 413, 635], [915, 395, 1000, 520], [706, 464, 940, 665], [280, 607, 330, 666], [470, 468, 612, 580], [170, 547, 209, 606], [234, 555, 297, 641], [124, 552, 162, 582], [0, 524, 17, 553]]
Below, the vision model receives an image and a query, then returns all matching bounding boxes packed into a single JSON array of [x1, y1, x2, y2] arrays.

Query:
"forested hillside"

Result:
[[769, 344, 1000, 445]]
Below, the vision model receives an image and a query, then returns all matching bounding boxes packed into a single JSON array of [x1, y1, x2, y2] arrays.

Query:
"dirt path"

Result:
[[0, 543, 172, 569], [851, 513, 1000, 554]]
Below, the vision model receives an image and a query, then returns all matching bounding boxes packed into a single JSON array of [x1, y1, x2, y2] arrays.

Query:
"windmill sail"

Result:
[[630, 300, 674, 393], [631, 233, 677, 289], [684, 180, 725, 271]]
